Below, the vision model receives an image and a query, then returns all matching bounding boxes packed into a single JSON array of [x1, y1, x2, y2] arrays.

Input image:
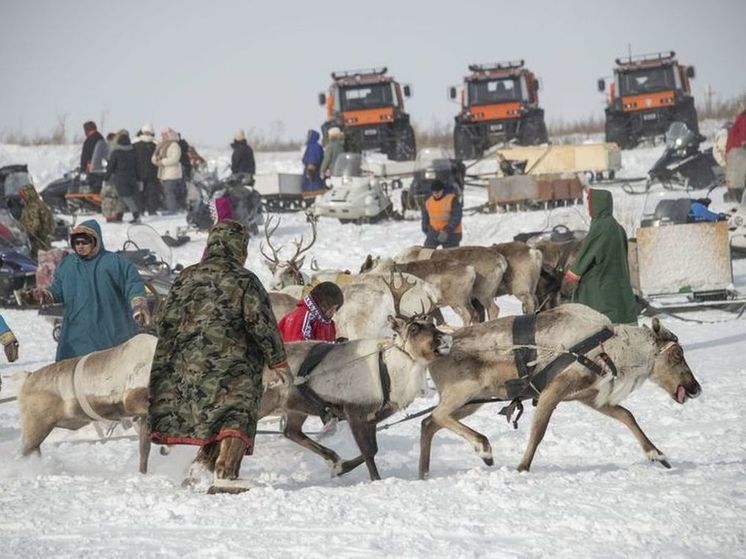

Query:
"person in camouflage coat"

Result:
[[18, 184, 55, 259], [148, 220, 289, 493]]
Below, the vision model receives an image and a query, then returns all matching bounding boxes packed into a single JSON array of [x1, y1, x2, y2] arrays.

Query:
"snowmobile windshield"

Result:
[[340, 83, 394, 111], [640, 188, 693, 227], [126, 223, 173, 268], [415, 148, 455, 173], [618, 66, 674, 96], [467, 77, 521, 105], [664, 122, 697, 150], [0, 208, 30, 249], [2, 171, 34, 197], [332, 153, 367, 177]]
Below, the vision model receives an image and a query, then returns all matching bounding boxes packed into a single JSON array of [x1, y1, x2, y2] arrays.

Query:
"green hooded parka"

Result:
[[568, 189, 637, 324]]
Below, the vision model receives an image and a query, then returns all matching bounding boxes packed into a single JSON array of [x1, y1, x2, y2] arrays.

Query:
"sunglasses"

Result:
[[72, 237, 94, 247]]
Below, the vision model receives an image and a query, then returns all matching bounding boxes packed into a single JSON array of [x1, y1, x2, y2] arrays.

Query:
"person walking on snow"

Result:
[[18, 220, 149, 361], [104, 130, 141, 223], [301, 129, 325, 191], [421, 180, 463, 248], [148, 220, 290, 494], [18, 184, 55, 259], [563, 188, 637, 324]]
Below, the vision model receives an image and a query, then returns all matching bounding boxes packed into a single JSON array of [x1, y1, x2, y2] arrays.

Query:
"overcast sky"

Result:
[[2, 0, 744, 147]]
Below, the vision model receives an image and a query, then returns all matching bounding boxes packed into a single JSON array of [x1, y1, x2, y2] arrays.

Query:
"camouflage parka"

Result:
[[148, 220, 287, 453], [19, 184, 55, 258]]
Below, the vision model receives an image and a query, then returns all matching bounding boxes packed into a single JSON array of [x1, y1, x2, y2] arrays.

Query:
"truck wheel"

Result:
[[393, 126, 416, 161], [605, 117, 633, 149], [454, 125, 475, 159], [518, 116, 548, 145]]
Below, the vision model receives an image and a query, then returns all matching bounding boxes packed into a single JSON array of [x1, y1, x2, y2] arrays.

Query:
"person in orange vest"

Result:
[[421, 180, 463, 248]]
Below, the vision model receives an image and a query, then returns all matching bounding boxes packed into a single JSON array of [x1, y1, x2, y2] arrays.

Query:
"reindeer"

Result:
[[360, 254, 479, 326], [260, 215, 317, 290], [418, 305, 702, 478], [191, 275, 452, 482], [15, 334, 157, 473], [529, 237, 584, 311]]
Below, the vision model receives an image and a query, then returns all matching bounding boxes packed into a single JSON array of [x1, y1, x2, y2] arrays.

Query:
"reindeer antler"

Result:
[[288, 218, 317, 265], [381, 271, 419, 319], [260, 215, 283, 264]]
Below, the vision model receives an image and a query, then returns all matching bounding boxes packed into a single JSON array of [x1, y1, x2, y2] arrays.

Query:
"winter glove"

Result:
[[131, 298, 152, 327], [264, 364, 291, 390], [3, 339, 19, 363], [14, 288, 53, 306], [436, 230, 449, 243], [560, 270, 580, 298]]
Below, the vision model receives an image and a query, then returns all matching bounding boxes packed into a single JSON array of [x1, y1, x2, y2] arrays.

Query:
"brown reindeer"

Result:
[[394, 245, 509, 320], [260, 215, 317, 290], [360, 254, 480, 326], [418, 305, 702, 478], [530, 237, 583, 311]]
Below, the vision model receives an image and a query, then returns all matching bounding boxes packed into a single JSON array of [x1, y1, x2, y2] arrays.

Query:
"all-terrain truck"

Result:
[[318, 67, 416, 161], [449, 60, 548, 159], [598, 51, 698, 149]]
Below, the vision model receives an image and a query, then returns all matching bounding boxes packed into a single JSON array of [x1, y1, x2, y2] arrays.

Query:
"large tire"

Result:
[[454, 124, 476, 160], [605, 115, 634, 149], [393, 125, 416, 161], [518, 114, 548, 145]]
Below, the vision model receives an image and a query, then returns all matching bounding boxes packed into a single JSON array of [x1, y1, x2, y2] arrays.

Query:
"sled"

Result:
[[486, 173, 584, 211], [254, 173, 325, 213], [494, 143, 621, 180], [629, 221, 746, 313]]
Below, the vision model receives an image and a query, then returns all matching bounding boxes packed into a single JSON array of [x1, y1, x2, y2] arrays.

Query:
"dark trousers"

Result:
[[424, 230, 462, 249], [142, 178, 163, 214]]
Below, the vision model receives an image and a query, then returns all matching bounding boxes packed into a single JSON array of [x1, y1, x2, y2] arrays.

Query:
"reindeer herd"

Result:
[[14, 216, 702, 487]]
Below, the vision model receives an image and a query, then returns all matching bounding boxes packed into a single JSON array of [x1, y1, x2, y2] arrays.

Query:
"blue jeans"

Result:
[[162, 179, 181, 213]]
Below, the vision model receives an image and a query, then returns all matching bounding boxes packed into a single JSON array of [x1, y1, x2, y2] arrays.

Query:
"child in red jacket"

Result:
[[278, 282, 343, 342]]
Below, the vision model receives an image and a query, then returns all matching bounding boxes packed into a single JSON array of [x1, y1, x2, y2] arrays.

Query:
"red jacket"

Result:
[[278, 296, 336, 342], [726, 112, 746, 154]]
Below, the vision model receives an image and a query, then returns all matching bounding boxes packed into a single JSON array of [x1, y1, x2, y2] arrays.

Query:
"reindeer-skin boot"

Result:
[[207, 437, 256, 495]]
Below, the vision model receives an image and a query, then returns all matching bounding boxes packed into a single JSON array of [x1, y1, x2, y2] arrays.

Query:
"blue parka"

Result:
[[302, 130, 325, 191], [48, 219, 146, 361]]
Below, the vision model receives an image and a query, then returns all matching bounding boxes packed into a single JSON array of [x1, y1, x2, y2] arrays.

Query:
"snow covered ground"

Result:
[[0, 136, 744, 558]]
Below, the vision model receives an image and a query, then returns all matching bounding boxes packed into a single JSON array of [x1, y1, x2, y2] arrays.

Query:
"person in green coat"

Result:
[[563, 188, 638, 324], [26, 219, 149, 361], [148, 220, 290, 494]]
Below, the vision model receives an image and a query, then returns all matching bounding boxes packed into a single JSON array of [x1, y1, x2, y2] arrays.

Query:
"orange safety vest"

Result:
[[425, 193, 462, 233]]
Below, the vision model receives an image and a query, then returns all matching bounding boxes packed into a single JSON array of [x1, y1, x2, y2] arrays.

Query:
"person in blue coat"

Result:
[[301, 129, 325, 191], [36, 220, 150, 361]]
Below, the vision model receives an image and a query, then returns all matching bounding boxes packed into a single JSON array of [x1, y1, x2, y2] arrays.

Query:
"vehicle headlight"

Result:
[[425, 170, 436, 179]]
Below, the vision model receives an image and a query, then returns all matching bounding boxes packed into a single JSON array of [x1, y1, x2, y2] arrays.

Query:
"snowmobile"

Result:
[[41, 168, 103, 214], [187, 172, 264, 235], [312, 153, 396, 224], [0, 208, 36, 307], [0, 164, 35, 219], [647, 122, 723, 191], [401, 148, 465, 212]]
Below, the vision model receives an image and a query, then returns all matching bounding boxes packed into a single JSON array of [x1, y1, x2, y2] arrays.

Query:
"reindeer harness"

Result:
[[500, 314, 617, 427]]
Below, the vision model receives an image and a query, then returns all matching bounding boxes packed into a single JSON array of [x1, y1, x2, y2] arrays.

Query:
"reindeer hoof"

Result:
[[647, 450, 671, 469], [482, 457, 494, 467], [516, 463, 530, 473], [334, 456, 365, 477]]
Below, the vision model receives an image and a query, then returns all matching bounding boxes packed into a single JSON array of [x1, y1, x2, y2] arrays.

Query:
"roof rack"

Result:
[[468, 60, 524, 72], [331, 67, 388, 80], [615, 51, 676, 66]]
